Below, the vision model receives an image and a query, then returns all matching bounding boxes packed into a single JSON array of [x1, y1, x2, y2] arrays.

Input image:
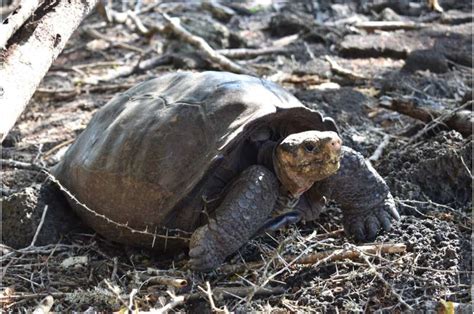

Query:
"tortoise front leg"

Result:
[[311, 146, 400, 242], [189, 165, 279, 271]]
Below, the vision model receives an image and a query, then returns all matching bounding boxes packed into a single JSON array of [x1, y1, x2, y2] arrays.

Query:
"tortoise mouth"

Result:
[[300, 155, 341, 167], [328, 157, 341, 165]]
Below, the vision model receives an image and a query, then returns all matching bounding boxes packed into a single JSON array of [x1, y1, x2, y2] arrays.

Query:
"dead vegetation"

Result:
[[1, 0, 472, 312]]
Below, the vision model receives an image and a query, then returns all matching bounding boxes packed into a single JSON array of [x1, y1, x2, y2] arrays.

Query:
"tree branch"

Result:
[[0, 0, 99, 143]]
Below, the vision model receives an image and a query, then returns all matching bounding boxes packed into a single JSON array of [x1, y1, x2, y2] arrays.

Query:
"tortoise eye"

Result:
[[304, 142, 318, 153]]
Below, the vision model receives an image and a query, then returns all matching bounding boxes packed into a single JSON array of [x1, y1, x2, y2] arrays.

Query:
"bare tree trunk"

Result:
[[0, 0, 99, 143], [0, 0, 41, 49]]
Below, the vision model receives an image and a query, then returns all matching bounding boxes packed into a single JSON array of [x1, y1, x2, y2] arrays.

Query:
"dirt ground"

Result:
[[1, 0, 472, 312]]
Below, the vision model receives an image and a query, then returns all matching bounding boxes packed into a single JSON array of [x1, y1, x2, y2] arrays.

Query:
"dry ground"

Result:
[[1, 0, 472, 312]]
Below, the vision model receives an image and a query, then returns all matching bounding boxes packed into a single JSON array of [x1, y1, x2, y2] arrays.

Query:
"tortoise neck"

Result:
[[257, 141, 277, 173]]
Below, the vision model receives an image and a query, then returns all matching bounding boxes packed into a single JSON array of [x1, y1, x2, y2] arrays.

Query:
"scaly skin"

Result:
[[312, 146, 400, 241], [189, 165, 279, 271]]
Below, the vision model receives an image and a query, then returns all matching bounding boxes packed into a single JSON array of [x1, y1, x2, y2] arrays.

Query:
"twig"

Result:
[[354, 21, 426, 31], [198, 281, 229, 313], [380, 97, 473, 138], [0, 159, 45, 171], [368, 134, 391, 162], [294, 243, 406, 265], [29, 205, 49, 248], [160, 13, 254, 75], [324, 55, 368, 80], [111, 257, 118, 281], [32, 295, 54, 314], [104, 279, 131, 312], [45, 171, 192, 242], [356, 245, 414, 310], [144, 271, 188, 288], [0, 292, 68, 302], [35, 83, 135, 100], [185, 286, 286, 302], [42, 139, 75, 159], [81, 55, 172, 84], [154, 290, 185, 313], [456, 153, 473, 179], [0, 0, 41, 49], [428, 0, 444, 12], [218, 243, 406, 274], [83, 27, 144, 53], [254, 245, 340, 302], [128, 288, 138, 311], [217, 47, 289, 59], [0, 243, 96, 263], [97, 3, 161, 36]]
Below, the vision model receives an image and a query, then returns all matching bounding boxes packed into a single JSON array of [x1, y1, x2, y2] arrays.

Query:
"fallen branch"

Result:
[[0, 0, 41, 49], [219, 243, 407, 274], [217, 46, 289, 59], [32, 295, 54, 314], [0, 0, 99, 143], [357, 246, 414, 310], [0, 292, 68, 302], [34, 83, 135, 101], [29, 205, 49, 248], [379, 96, 473, 137], [295, 243, 407, 265], [198, 282, 229, 313], [145, 269, 188, 288], [104, 279, 132, 312], [369, 134, 391, 162], [354, 21, 426, 31], [185, 286, 286, 302], [0, 159, 45, 171], [428, 0, 444, 12], [80, 55, 172, 84], [154, 291, 185, 313], [160, 13, 254, 75], [83, 26, 144, 53], [324, 55, 368, 81], [97, 3, 160, 36]]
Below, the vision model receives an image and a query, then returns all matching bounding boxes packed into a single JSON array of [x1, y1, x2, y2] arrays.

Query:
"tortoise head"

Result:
[[274, 130, 342, 197]]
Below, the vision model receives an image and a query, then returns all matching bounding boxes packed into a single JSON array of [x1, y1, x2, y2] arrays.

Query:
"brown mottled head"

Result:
[[274, 130, 342, 197]]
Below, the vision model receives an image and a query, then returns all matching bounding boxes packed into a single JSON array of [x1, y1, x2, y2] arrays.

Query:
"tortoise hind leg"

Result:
[[189, 165, 279, 271]]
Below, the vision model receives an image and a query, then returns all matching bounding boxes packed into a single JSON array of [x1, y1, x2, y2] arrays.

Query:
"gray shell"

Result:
[[52, 71, 337, 247]]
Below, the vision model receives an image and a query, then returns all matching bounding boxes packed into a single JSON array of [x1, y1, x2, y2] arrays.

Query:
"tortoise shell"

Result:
[[52, 71, 337, 248]]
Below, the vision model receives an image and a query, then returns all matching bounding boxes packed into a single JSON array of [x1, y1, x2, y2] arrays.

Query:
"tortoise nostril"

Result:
[[328, 138, 342, 152]]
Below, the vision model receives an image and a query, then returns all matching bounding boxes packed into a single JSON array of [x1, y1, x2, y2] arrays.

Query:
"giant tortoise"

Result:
[[52, 71, 400, 271]]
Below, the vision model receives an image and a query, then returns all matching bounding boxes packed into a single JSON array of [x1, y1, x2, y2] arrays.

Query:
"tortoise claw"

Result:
[[343, 194, 400, 242]]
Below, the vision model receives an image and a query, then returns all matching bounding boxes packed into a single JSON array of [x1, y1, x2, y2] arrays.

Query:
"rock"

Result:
[[2, 183, 86, 248], [433, 33, 472, 67], [379, 7, 404, 21], [402, 49, 449, 73], [1, 129, 21, 148], [379, 131, 472, 208], [201, 1, 236, 23], [381, 71, 469, 100], [268, 11, 312, 37], [295, 87, 374, 126], [180, 14, 232, 49], [441, 10, 474, 25], [461, 89, 472, 104], [339, 33, 429, 59]]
